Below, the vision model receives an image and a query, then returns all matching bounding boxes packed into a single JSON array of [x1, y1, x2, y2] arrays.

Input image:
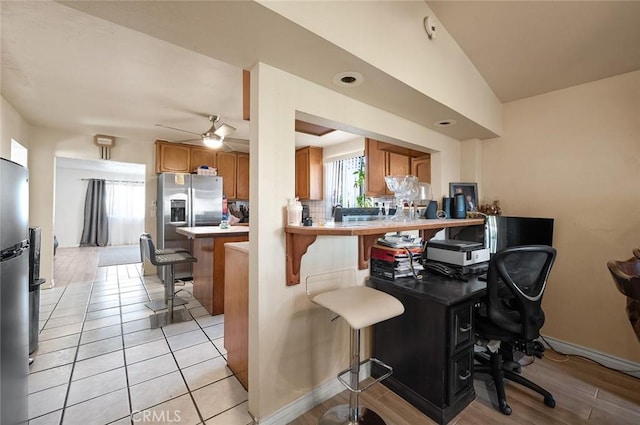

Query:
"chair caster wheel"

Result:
[[544, 396, 556, 408], [499, 403, 512, 415]]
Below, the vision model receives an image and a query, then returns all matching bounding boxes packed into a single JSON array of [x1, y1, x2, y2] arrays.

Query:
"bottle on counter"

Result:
[[287, 198, 303, 225], [220, 194, 230, 229]]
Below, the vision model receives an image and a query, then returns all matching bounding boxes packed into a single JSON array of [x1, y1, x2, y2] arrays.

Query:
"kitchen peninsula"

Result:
[[284, 218, 484, 285], [176, 226, 249, 315]]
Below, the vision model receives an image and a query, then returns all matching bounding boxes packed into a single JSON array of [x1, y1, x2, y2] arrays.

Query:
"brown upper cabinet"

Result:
[[156, 140, 217, 174], [155, 140, 192, 173], [190, 147, 217, 172], [295, 146, 323, 200], [156, 140, 249, 200], [411, 155, 431, 184], [236, 153, 250, 200], [365, 138, 430, 197], [216, 151, 250, 201]]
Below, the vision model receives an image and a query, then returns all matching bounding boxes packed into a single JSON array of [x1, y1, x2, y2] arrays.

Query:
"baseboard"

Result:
[[254, 365, 370, 424], [541, 335, 640, 379]]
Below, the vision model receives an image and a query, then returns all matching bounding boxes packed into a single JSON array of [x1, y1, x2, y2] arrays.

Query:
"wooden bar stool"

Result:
[[140, 234, 197, 328], [310, 283, 404, 425]]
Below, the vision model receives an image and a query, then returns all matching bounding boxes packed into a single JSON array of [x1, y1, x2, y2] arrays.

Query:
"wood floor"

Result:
[[52, 246, 102, 287], [52, 248, 640, 425], [289, 351, 640, 425]]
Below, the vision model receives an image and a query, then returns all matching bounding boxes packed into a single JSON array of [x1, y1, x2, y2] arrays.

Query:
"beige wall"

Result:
[[1, 96, 30, 158], [481, 70, 640, 362], [248, 62, 464, 419]]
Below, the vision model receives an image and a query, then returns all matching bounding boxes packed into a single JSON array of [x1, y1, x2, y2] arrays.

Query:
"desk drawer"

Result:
[[449, 302, 474, 355], [448, 349, 474, 403]]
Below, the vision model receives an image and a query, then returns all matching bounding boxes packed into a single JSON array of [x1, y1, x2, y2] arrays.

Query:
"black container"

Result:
[[425, 200, 438, 219], [453, 193, 467, 219], [442, 197, 452, 219]]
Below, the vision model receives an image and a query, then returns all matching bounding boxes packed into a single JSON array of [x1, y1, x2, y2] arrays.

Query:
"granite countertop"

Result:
[[176, 226, 250, 239]]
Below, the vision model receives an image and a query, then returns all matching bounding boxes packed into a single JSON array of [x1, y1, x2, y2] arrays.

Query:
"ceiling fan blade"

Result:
[[214, 123, 236, 138], [155, 123, 201, 136], [174, 137, 202, 143]]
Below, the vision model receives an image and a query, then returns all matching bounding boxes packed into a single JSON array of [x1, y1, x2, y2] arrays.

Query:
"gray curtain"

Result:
[[80, 179, 109, 247]]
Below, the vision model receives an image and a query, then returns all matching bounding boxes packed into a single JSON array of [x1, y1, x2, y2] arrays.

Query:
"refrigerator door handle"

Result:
[[1, 241, 29, 262]]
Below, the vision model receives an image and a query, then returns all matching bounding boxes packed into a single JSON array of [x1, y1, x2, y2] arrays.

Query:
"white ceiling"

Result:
[[2, 1, 639, 149]]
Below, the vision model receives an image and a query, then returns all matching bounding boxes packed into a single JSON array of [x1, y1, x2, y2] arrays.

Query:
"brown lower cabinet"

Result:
[[191, 234, 249, 316], [224, 242, 249, 390], [369, 275, 486, 425]]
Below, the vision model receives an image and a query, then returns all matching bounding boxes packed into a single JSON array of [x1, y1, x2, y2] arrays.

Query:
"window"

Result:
[[104, 180, 145, 245], [326, 155, 365, 208], [11, 139, 27, 167]]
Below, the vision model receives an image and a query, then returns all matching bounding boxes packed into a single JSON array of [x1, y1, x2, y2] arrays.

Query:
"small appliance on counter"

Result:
[[425, 239, 490, 275]]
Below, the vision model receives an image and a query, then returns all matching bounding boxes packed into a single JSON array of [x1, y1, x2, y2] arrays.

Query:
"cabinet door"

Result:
[[236, 153, 250, 200], [387, 152, 410, 176], [216, 151, 237, 199], [295, 147, 323, 200], [411, 155, 431, 183], [295, 148, 310, 200], [365, 139, 388, 197], [156, 141, 190, 173], [190, 147, 217, 173], [307, 147, 323, 200]]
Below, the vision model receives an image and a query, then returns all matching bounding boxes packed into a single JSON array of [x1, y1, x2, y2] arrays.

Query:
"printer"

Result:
[[425, 239, 490, 274]]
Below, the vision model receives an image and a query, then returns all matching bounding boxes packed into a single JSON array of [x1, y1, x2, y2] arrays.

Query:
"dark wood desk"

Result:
[[368, 274, 486, 425]]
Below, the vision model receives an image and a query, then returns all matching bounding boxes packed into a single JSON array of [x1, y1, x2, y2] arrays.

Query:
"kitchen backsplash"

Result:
[[304, 196, 397, 222]]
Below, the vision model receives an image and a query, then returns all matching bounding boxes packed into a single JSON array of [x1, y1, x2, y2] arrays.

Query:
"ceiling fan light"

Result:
[[202, 134, 223, 148]]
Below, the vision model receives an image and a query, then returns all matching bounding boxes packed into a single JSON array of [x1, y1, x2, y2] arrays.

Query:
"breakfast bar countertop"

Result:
[[176, 226, 250, 239], [284, 218, 485, 285]]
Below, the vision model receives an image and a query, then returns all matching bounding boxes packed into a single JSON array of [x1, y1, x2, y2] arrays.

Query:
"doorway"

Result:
[[53, 157, 146, 286]]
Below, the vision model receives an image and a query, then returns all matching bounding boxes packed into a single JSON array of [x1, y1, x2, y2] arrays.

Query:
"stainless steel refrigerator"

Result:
[[157, 173, 223, 280], [0, 158, 29, 425]]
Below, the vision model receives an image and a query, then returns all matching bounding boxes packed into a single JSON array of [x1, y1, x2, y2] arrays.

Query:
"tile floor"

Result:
[[29, 263, 253, 425]]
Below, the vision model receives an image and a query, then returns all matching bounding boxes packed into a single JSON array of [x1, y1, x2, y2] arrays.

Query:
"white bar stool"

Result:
[[310, 280, 404, 425]]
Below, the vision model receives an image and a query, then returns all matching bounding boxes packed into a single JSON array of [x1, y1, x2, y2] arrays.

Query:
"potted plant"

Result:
[[353, 161, 372, 207]]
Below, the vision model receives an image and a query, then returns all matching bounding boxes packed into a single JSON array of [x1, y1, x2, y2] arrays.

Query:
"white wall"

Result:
[[322, 137, 364, 162], [54, 162, 145, 248], [261, 0, 502, 136], [248, 62, 464, 419], [481, 70, 640, 363], [27, 127, 156, 284]]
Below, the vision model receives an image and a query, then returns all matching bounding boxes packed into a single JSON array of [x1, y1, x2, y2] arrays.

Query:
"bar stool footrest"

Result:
[[337, 357, 393, 394]]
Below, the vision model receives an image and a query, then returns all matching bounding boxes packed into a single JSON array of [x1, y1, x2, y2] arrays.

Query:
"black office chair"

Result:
[[607, 256, 640, 342], [474, 245, 557, 415]]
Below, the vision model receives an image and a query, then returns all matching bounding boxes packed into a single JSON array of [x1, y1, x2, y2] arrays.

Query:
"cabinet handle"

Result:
[[458, 370, 471, 381], [458, 324, 472, 333]]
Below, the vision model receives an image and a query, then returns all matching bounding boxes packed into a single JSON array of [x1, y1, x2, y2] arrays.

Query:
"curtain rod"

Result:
[[81, 178, 144, 184]]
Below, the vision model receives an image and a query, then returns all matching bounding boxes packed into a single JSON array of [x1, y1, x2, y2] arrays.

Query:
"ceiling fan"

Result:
[[156, 114, 236, 149]]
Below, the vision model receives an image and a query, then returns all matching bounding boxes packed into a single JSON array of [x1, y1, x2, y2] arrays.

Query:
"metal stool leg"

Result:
[[149, 264, 191, 329], [319, 327, 387, 425]]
